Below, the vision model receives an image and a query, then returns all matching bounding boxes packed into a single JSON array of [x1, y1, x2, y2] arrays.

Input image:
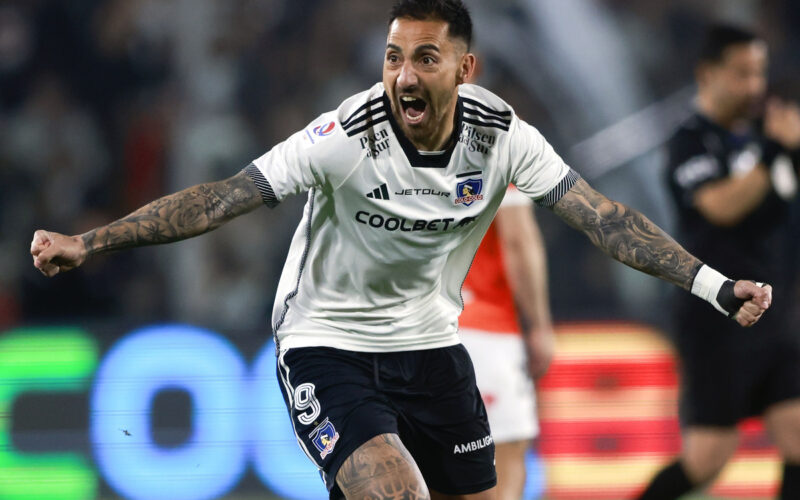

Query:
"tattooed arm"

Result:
[[552, 178, 702, 290], [552, 178, 772, 326], [31, 170, 263, 277]]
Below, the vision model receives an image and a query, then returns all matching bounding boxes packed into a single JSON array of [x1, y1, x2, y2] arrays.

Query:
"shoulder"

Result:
[[336, 83, 390, 137], [301, 83, 388, 145], [458, 84, 515, 133], [666, 114, 725, 191], [297, 84, 385, 155], [668, 114, 713, 156], [285, 84, 389, 184], [459, 83, 515, 117]]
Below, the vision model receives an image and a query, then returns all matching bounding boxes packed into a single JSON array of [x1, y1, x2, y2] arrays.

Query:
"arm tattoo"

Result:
[[81, 170, 263, 255], [336, 433, 430, 500], [552, 178, 702, 291]]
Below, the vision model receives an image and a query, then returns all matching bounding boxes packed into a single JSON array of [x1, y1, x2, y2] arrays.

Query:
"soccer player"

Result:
[[459, 185, 553, 500], [31, 3, 771, 499], [635, 24, 800, 500]]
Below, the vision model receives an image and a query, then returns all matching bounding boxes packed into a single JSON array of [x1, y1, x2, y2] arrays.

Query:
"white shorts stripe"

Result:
[[277, 350, 323, 470]]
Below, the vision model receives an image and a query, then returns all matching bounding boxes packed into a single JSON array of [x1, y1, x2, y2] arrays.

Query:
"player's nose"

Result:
[[397, 60, 419, 89]]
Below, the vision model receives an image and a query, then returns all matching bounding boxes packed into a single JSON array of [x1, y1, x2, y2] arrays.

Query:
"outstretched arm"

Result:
[[31, 169, 263, 277], [551, 178, 771, 326], [552, 178, 701, 290]]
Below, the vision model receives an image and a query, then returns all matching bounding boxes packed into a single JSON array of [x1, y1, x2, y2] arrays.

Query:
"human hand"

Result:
[[765, 98, 800, 150], [524, 326, 555, 380], [30, 230, 87, 277], [731, 281, 772, 327]]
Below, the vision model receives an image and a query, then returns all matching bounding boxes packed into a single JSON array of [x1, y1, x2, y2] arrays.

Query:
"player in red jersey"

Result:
[[460, 186, 553, 500]]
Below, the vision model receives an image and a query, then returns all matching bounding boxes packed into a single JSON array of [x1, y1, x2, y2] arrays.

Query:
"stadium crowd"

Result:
[[3, 0, 800, 331]]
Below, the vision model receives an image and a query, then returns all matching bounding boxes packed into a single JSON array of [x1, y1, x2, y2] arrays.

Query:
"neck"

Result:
[[696, 92, 736, 129], [412, 107, 457, 151]]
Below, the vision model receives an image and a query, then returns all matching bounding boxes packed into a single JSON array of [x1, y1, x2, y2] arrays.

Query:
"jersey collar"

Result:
[[382, 92, 463, 169]]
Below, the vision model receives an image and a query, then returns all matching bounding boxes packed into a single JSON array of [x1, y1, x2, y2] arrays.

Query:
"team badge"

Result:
[[454, 178, 484, 206], [309, 418, 339, 459], [313, 121, 336, 137]]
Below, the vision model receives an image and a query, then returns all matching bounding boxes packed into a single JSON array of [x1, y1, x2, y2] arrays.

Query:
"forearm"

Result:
[[694, 165, 771, 226], [511, 244, 552, 330], [553, 178, 702, 291], [496, 207, 552, 329], [81, 170, 262, 255]]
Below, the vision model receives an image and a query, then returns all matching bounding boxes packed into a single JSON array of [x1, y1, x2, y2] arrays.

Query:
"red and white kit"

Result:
[[459, 186, 538, 443]]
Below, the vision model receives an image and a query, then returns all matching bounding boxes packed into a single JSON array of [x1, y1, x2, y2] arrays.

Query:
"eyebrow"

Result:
[[415, 44, 441, 54], [385, 43, 442, 55]]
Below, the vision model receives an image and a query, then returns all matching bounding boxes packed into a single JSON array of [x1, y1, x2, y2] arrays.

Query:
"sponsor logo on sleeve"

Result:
[[673, 155, 719, 189], [313, 121, 336, 137]]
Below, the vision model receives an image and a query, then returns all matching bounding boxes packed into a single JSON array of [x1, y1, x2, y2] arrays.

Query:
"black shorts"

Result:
[[275, 344, 496, 499], [674, 298, 800, 427]]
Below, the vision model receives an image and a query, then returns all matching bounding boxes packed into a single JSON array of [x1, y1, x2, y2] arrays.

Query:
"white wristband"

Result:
[[690, 264, 731, 316]]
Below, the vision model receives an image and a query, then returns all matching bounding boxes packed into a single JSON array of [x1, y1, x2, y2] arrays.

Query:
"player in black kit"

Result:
[[636, 24, 800, 500]]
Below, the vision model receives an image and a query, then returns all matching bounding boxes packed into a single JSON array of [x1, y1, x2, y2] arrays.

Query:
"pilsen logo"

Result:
[[458, 123, 496, 155], [360, 128, 390, 158]]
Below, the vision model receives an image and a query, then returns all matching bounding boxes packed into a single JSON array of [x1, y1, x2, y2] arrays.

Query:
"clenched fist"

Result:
[[731, 280, 772, 327], [30, 230, 87, 277]]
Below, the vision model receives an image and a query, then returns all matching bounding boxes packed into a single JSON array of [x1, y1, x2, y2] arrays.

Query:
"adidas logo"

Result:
[[366, 184, 390, 200]]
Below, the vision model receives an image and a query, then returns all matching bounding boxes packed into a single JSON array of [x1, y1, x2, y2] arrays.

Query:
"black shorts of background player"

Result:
[[635, 24, 800, 500]]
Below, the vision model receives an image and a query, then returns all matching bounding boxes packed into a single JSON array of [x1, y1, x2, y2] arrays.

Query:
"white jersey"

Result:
[[247, 82, 577, 353]]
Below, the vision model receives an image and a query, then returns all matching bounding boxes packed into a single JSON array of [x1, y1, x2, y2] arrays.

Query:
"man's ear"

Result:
[[458, 53, 477, 84]]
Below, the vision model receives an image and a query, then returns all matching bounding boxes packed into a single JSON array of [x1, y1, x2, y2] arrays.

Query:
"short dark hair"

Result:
[[698, 23, 761, 64], [389, 0, 473, 49]]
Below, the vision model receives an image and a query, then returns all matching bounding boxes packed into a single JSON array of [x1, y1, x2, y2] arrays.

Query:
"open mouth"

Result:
[[399, 95, 427, 124]]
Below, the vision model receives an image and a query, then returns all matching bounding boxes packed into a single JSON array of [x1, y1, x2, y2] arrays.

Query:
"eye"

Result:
[[422, 55, 436, 65], [386, 53, 400, 64]]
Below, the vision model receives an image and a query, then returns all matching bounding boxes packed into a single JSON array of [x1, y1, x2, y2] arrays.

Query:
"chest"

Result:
[[703, 130, 760, 177], [350, 149, 507, 226]]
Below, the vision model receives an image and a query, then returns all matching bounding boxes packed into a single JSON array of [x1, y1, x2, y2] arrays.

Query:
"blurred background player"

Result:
[[636, 24, 800, 500], [459, 185, 554, 500]]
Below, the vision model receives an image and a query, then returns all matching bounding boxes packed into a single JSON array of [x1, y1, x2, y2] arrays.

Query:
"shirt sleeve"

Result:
[[667, 130, 723, 208], [500, 184, 533, 208], [508, 117, 579, 208], [244, 113, 343, 207]]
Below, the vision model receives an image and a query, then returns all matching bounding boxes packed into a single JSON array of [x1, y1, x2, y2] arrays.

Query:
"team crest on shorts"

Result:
[[309, 418, 340, 459], [454, 178, 484, 206]]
